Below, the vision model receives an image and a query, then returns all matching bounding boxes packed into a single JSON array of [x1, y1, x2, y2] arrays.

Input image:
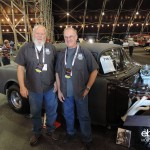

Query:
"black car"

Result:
[[0, 43, 140, 127], [99, 36, 123, 45]]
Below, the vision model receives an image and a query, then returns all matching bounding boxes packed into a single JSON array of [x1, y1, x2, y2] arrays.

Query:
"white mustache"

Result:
[[33, 38, 45, 46]]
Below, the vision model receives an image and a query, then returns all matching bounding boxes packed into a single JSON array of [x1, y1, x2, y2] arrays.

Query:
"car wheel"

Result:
[[7, 85, 30, 113]]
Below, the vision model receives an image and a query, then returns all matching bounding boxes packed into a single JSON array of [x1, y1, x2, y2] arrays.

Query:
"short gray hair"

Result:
[[32, 24, 46, 34], [63, 27, 77, 36]]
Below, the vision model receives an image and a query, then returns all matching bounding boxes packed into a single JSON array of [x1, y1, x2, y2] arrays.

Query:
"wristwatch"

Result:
[[86, 86, 90, 91]]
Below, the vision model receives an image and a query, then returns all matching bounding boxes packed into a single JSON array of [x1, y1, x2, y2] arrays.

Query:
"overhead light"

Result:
[[67, 13, 69, 16], [102, 12, 105, 16], [136, 11, 139, 15], [88, 39, 94, 43]]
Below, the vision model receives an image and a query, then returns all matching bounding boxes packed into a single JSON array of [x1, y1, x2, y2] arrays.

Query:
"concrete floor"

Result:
[[0, 47, 149, 150], [0, 93, 133, 150]]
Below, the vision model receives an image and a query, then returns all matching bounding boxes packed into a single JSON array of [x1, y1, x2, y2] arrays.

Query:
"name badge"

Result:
[[35, 63, 44, 73], [65, 68, 72, 78], [42, 64, 47, 71]]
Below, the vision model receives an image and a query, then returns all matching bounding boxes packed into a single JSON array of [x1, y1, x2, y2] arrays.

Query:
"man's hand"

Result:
[[53, 81, 57, 92], [82, 88, 89, 98], [20, 86, 28, 98], [58, 90, 65, 102]]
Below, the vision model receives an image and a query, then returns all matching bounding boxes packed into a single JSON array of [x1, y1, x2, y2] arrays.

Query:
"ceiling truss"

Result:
[[0, 0, 149, 43], [111, 0, 125, 37], [126, 0, 144, 35], [0, 0, 53, 44]]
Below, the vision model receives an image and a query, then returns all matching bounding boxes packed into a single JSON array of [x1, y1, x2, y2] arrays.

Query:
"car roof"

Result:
[[54, 43, 121, 54]]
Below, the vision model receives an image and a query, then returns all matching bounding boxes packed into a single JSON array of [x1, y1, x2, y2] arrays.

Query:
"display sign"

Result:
[[100, 55, 116, 74]]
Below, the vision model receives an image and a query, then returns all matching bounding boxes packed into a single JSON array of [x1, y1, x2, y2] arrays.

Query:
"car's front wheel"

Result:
[[7, 85, 30, 113]]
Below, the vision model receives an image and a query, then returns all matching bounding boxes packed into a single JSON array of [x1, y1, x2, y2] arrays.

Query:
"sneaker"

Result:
[[63, 133, 75, 143], [29, 134, 41, 146], [46, 131, 59, 140]]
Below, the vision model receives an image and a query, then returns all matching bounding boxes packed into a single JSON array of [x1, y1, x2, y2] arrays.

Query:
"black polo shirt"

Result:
[[15, 42, 56, 93], [56, 45, 99, 99]]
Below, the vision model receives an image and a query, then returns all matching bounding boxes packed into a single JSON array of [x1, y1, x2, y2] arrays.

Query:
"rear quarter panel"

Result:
[[0, 64, 18, 94]]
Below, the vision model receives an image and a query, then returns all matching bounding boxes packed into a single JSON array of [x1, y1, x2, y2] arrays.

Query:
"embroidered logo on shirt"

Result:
[[45, 48, 51, 55], [77, 53, 83, 60]]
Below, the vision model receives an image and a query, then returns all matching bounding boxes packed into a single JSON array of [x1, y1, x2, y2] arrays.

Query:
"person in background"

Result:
[[56, 27, 99, 149], [10, 40, 15, 56], [0, 47, 2, 66], [128, 39, 135, 57], [1, 39, 10, 65], [15, 24, 59, 146], [109, 38, 114, 44]]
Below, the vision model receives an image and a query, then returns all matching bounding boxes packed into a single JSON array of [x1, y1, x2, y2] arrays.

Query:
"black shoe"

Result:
[[63, 133, 75, 143], [25, 114, 32, 119], [83, 142, 92, 150], [29, 134, 41, 146], [46, 131, 59, 140]]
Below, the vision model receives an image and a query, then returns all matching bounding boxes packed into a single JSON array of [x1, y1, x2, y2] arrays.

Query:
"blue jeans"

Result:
[[29, 88, 58, 135], [63, 96, 92, 143]]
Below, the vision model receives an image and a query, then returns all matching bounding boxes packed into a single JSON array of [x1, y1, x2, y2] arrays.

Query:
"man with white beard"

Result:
[[15, 24, 59, 146]]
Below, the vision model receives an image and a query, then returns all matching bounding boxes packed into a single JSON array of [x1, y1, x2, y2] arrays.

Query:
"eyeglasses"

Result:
[[64, 35, 75, 39]]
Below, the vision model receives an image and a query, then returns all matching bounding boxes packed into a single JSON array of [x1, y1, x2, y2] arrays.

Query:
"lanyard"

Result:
[[64, 44, 79, 67], [35, 45, 45, 64]]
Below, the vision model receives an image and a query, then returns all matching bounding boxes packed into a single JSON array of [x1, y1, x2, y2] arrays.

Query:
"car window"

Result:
[[99, 48, 131, 75]]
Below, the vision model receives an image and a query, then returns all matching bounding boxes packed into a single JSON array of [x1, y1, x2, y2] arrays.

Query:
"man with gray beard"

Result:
[[15, 25, 59, 146]]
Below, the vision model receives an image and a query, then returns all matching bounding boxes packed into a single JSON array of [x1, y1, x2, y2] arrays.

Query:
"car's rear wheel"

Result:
[[7, 85, 30, 113]]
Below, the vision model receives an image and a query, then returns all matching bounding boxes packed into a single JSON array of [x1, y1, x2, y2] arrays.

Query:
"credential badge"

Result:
[[77, 53, 83, 60], [45, 48, 51, 55]]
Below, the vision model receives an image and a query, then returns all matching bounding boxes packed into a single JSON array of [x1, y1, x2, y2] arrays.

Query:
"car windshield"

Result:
[[99, 48, 131, 75]]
